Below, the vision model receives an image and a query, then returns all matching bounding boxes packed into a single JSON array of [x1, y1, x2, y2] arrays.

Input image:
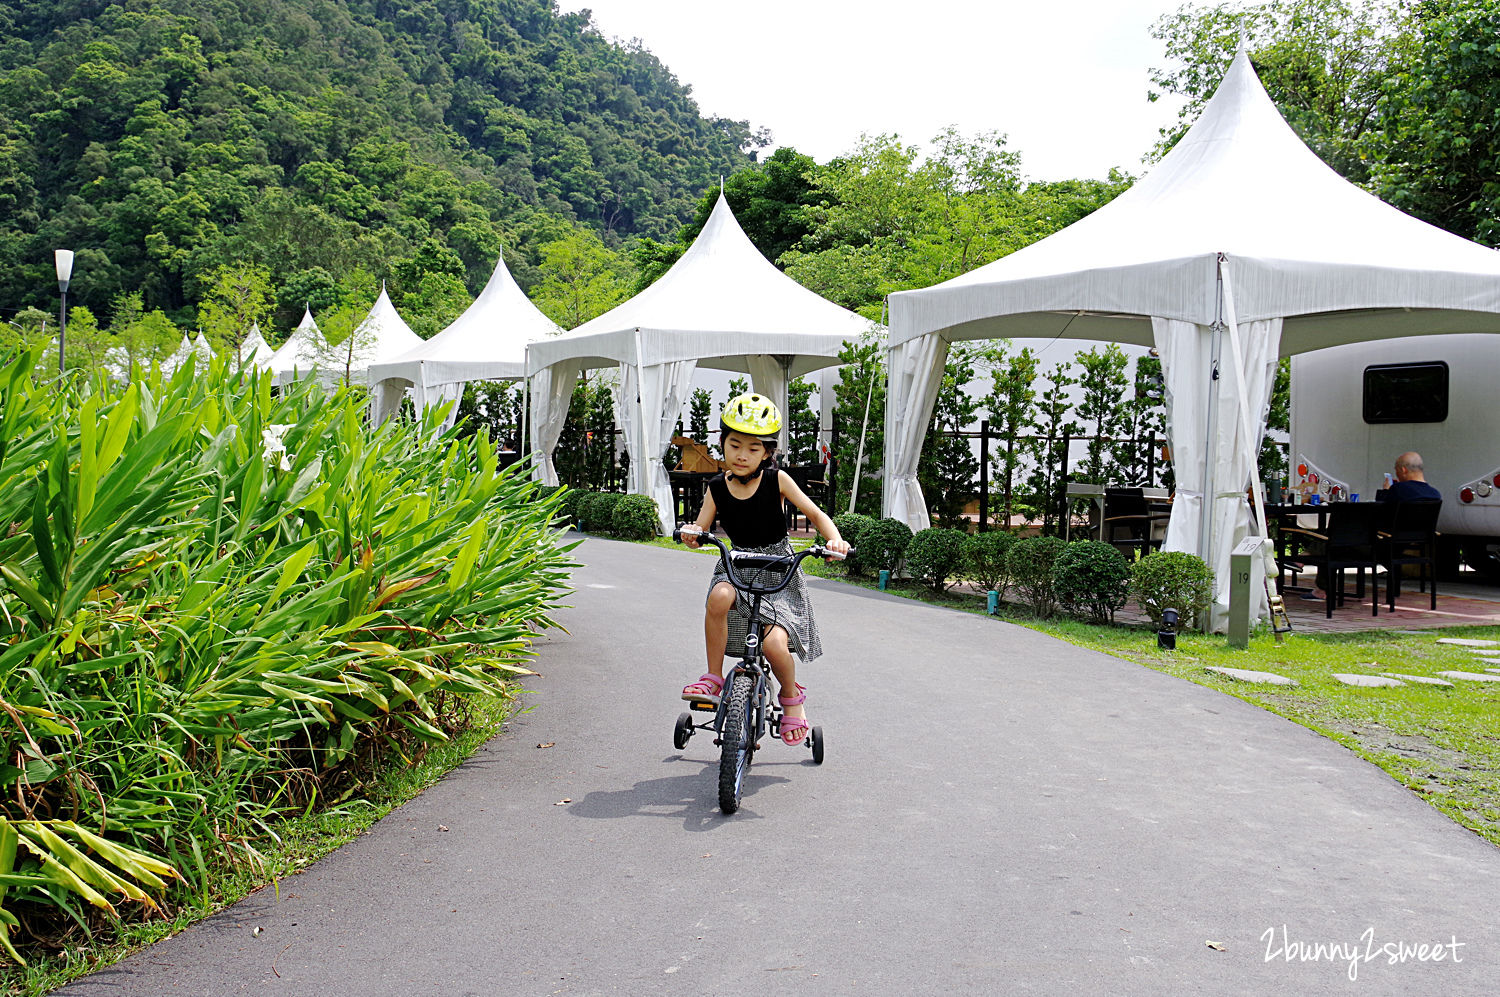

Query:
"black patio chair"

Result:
[[1282, 503, 1383, 618], [1377, 499, 1441, 611], [1102, 487, 1171, 555]]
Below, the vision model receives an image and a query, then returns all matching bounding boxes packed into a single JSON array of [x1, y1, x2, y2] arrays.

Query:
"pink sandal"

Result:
[[682, 673, 724, 705], [777, 684, 809, 746]]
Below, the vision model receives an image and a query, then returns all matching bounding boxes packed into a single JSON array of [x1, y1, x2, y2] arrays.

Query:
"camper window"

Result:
[[1362, 362, 1449, 424]]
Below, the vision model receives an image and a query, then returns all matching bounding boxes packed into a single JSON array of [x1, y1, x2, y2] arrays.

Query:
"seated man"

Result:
[[1380, 451, 1441, 502]]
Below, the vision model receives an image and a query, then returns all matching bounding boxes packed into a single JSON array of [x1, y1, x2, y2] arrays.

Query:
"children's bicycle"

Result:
[[670, 528, 849, 814]]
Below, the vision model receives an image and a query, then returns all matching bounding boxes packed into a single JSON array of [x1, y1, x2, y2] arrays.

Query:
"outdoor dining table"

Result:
[[1265, 501, 1337, 594]]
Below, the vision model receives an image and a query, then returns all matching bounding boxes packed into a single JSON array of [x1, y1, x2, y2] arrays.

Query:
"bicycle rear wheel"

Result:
[[718, 672, 755, 814]]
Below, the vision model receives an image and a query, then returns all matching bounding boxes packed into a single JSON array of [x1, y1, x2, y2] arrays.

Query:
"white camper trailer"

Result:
[[1289, 333, 1500, 580]]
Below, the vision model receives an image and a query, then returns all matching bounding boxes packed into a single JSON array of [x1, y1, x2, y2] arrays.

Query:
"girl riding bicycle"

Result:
[[679, 393, 849, 746]]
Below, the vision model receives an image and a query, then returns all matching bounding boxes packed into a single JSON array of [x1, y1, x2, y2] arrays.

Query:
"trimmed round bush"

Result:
[[1053, 540, 1132, 624], [905, 527, 970, 591], [611, 493, 660, 540], [578, 491, 623, 534], [1006, 535, 1066, 617], [964, 530, 1015, 594], [560, 487, 590, 527], [1132, 550, 1214, 630], [861, 517, 914, 576], [827, 512, 875, 573]]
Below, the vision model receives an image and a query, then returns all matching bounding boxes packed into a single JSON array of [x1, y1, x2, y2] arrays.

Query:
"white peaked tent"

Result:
[[192, 332, 214, 363], [885, 48, 1500, 630], [238, 322, 276, 370], [367, 255, 562, 427], [527, 193, 878, 533], [161, 334, 193, 375], [336, 284, 424, 385], [269, 307, 325, 385]]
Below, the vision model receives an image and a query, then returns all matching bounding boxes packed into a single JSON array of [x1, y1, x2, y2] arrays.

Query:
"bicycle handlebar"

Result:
[[672, 528, 854, 597]]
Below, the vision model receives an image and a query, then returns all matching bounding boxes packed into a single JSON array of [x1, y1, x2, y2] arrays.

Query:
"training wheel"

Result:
[[809, 725, 825, 764], [673, 712, 694, 750]]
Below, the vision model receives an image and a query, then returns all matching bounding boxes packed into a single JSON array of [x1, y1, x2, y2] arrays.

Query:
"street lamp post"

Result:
[[55, 249, 74, 375]]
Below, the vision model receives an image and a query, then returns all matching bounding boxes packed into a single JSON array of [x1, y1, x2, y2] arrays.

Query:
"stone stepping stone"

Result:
[[1436, 670, 1500, 683], [1470, 649, 1500, 657], [1381, 673, 1454, 687], [1205, 666, 1298, 686], [1333, 673, 1405, 687], [1436, 637, 1499, 647]]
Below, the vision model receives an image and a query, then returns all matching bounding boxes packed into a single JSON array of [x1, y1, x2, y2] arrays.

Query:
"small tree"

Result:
[[1025, 363, 1081, 535], [688, 387, 713, 443], [197, 261, 274, 360], [984, 343, 1040, 527], [787, 376, 820, 465], [1074, 343, 1130, 486]]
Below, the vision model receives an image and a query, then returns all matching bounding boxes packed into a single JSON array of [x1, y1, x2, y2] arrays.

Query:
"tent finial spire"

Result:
[[719, 175, 724, 196]]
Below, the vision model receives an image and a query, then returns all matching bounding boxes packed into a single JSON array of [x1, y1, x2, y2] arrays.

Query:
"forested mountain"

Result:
[[0, 0, 761, 323]]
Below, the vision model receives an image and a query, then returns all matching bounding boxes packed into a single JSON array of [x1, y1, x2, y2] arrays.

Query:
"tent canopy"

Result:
[[526, 193, 875, 376], [268, 307, 325, 382], [238, 322, 276, 370], [369, 254, 559, 390], [883, 48, 1500, 631], [888, 49, 1500, 357], [527, 193, 878, 533]]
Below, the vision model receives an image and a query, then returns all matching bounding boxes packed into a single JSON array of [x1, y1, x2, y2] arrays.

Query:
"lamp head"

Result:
[[1161, 607, 1180, 629], [1157, 607, 1180, 651], [55, 249, 74, 290]]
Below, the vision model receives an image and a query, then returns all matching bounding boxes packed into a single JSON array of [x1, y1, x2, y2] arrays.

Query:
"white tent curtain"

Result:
[[882, 333, 950, 527], [414, 381, 465, 432], [530, 361, 580, 487], [745, 354, 793, 453], [1155, 309, 1282, 630], [614, 359, 697, 534], [370, 380, 407, 425]]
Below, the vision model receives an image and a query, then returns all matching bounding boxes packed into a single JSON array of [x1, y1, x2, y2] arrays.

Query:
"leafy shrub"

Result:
[[861, 517, 914, 575], [578, 491, 623, 533], [611, 493, 660, 540], [904, 527, 970, 591], [964, 530, 1015, 594], [827, 512, 875, 573], [1007, 535, 1066, 617], [0, 349, 574, 959], [1053, 540, 1132, 624], [1132, 550, 1214, 629], [560, 487, 590, 527]]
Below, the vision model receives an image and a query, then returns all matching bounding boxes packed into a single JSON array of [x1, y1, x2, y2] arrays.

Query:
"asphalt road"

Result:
[[61, 535, 1499, 996]]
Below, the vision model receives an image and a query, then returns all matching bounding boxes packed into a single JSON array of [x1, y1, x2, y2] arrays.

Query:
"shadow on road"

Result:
[[566, 757, 810, 830]]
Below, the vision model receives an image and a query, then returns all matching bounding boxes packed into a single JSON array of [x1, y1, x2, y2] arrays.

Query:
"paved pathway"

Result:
[[62, 537, 1499, 995]]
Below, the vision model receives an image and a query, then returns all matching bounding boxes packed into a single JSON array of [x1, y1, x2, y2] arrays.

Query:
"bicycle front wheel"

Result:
[[718, 672, 755, 814]]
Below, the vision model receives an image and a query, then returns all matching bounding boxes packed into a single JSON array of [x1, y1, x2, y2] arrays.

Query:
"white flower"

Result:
[[261, 424, 294, 471]]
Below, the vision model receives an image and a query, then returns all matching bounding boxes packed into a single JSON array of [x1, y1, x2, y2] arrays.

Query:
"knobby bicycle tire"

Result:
[[718, 672, 754, 814]]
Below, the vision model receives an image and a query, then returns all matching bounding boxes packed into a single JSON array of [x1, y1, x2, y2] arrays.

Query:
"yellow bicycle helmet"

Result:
[[720, 392, 782, 442]]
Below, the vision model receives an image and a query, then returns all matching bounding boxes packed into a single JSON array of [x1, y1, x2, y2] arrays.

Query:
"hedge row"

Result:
[[823, 515, 1212, 627], [556, 488, 661, 540]]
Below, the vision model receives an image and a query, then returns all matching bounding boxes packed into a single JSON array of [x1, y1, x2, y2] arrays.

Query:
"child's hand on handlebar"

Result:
[[679, 526, 702, 548], [823, 538, 850, 560]]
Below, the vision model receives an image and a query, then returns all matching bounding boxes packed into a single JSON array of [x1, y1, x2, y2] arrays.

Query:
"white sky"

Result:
[[559, 0, 1192, 181]]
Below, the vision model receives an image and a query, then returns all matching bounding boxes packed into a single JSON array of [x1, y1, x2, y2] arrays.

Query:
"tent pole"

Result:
[[1199, 262, 1226, 571], [520, 344, 530, 465]]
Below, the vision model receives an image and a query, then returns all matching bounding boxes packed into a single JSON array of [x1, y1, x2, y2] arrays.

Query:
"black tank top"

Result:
[[709, 468, 787, 548]]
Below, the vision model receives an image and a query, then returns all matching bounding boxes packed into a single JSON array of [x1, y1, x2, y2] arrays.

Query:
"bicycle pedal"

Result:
[[689, 701, 716, 712]]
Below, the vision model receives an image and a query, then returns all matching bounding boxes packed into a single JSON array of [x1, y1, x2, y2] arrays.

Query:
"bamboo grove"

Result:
[[0, 350, 574, 962]]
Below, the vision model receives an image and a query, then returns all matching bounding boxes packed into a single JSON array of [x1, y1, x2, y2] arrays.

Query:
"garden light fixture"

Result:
[[1158, 607, 1180, 651], [55, 249, 73, 374]]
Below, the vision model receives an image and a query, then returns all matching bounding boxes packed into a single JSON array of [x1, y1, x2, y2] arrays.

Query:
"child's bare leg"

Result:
[[763, 626, 807, 743], [703, 582, 736, 677]]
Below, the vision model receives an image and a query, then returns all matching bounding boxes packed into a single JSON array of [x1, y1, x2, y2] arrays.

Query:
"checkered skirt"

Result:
[[707, 537, 823, 662]]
